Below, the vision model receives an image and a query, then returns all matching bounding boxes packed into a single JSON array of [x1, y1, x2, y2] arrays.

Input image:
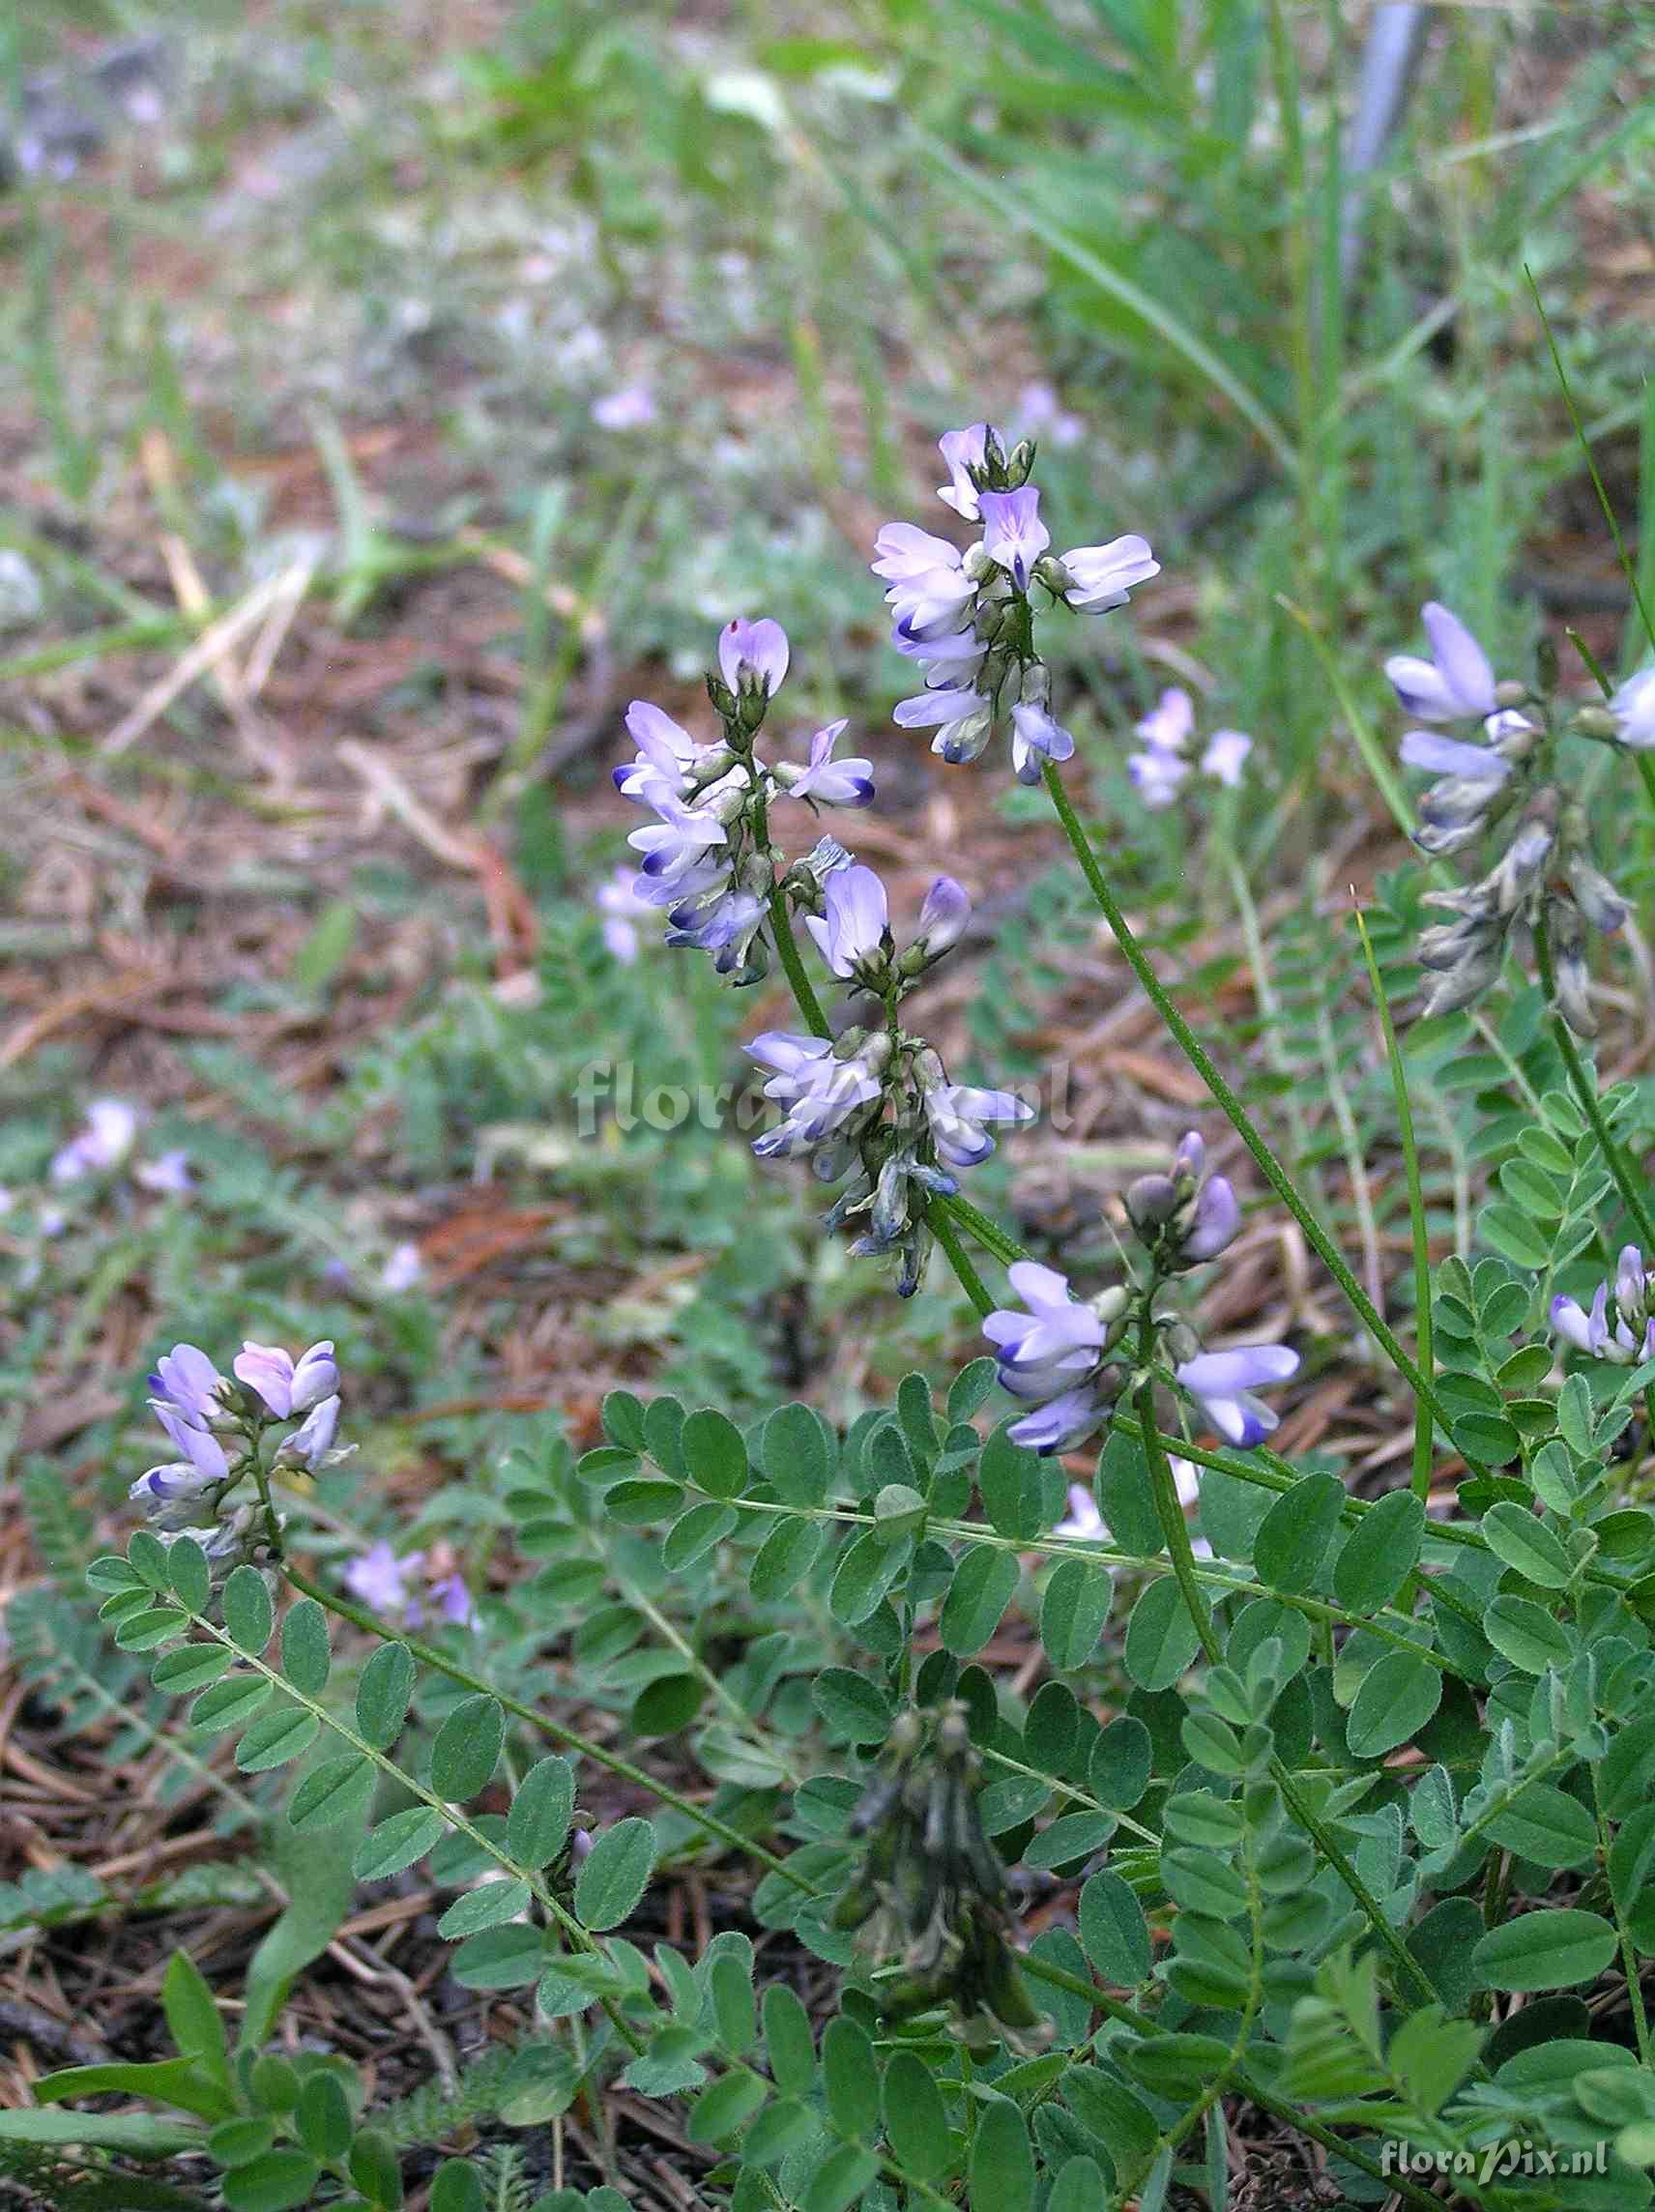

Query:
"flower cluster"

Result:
[[344, 1541, 474, 1628], [982, 1132, 1296, 1454], [1127, 686, 1251, 809], [131, 1337, 346, 1576], [876, 422, 1157, 782], [50, 1096, 191, 1196], [1387, 602, 1632, 1034], [607, 617, 874, 986], [833, 1705, 1049, 2056], [598, 609, 1037, 1293], [1553, 1246, 1655, 1367]]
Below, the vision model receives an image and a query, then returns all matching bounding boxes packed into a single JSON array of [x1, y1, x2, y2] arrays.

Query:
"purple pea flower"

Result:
[[915, 875, 971, 956], [595, 865, 653, 962], [1384, 602, 1498, 722], [805, 864, 887, 978], [133, 1150, 194, 1196], [1008, 1384, 1104, 1456], [1009, 702, 1074, 784], [150, 1343, 226, 1426], [978, 487, 1051, 591], [781, 720, 875, 808], [747, 1032, 884, 1158], [592, 384, 656, 430], [233, 1340, 338, 1420], [922, 1083, 1033, 1169], [51, 1098, 139, 1183], [982, 1262, 1107, 1404], [1183, 1175, 1241, 1262], [430, 1571, 476, 1627], [1137, 689, 1194, 753], [1610, 668, 1655, 749], [344, 1541, 425, 1623], [627, 796, 729, 891], [1175, 1345, 1298, 1447], [614, 700, 703, 804], [936, 423, 989, 520], [718, 617, 790, 698], [154, 1406, 231, 1483], [276, 1393, 340, 1470], [1200, 730, 1252, 787], [1128, 745, 1190, 809], [1059, 536, 1159, 613], [1398, 729, 1510, 784]]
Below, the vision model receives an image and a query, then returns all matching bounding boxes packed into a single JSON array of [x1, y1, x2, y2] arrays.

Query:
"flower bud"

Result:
[[913, 875, 972, 958], [1125, 1173, 1179, 1233], [1003, 437, 1035, 486], [1494, 678, 1530, 710]]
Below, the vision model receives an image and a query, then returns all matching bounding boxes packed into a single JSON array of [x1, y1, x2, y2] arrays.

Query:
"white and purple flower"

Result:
[[978, 487, 1051, 592], [1009, 702, 1075, 784], [1384, 602, 1498, 723], [1552, 1247, 1655, 1366], [627, 794, 729, 895], [922, 1082, 1032, 1169], [937, 423, 989, 519], [1175, 1346, 1299, 1447], [1609, 667, 1655, 750], [1056, 536, 1159, 614], [233, 1340, 338, 1420], [51, 1098, 139, 1183], [778, 720, 875, 809], [804, 864, 888, 979], [595, 866, 654, 963], [747, 1031, 886, 1160]]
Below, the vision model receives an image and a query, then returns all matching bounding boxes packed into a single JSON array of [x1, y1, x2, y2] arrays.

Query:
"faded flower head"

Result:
[[833, 1703, 1051, 2056]]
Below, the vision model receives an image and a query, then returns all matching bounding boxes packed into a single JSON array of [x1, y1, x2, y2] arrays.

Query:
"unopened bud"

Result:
[[1125, 1173, 1179, 1233]]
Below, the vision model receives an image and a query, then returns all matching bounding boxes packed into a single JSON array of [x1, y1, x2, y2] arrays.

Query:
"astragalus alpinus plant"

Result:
[[31, 413, 1655, 2212]]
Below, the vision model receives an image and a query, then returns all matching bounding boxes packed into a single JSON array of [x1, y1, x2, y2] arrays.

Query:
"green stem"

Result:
[[1139, 1379, 1216, 1665], [1043, 761, 1460, 1449], [182, 1593, 646, 2053], [766, 881, 832, 1041], [926, 1201, 993, 1315], [1533, 915, 1655, 1250], [280, 1564, 811, 1893], [936, 1187, 1029, 1266]]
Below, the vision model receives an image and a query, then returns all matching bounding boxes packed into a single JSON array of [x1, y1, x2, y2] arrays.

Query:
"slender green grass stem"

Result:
[[1533, 917, 1655, 1251], [1042, 763, 1457, 1441]]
